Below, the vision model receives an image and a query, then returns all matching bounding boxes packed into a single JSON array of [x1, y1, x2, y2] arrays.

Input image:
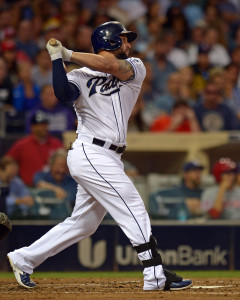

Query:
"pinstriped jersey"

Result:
[[67, 57, 146, 144]]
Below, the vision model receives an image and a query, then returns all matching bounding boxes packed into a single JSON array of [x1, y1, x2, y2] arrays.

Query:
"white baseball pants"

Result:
[[8, 138, 166, 290]]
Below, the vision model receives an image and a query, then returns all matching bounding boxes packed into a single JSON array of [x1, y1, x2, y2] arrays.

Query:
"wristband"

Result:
[[50, 52, 63, 61]]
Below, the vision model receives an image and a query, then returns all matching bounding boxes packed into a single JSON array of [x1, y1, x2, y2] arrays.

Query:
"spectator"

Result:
[[16, 20, 39, 61], [128, 97, 146, 132], [0, 5, 14, 40], [231, 46, 240, 88], [188, 27, 231, 67], [178, 66, 197, 101], [202, 4, 223, 33], [164, 30, 189, 69], [0, 57, 13, 110], [34, 149, 77, 209], [150, 35, 177, 95], [74, 25, 93, 53], [181, 0, 204, 28], [150, 100, 201, 133], [149, 160, 205, 219], [191, 43, 213, 99], [13, 61, 41, 113], [187, 25, 206, 65], [223, 63, 240, 118], [25, 85, 76, 138], [6, 111, 63, 186], [201, 157, 240, 220], [0, 39, 29, 85], [61, 15, 79, 49], [140, 61, 163, 128], [193, 81, 238, 131], [0, 156, 34, 219], [38, 18, 63, 50], [163, 3, 190, 46], [204, 27, 230, 67], [32, 49, 52, 89], [153, 72, 183, 114]]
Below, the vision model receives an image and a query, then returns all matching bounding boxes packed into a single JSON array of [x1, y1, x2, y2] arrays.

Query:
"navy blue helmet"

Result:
[[91, 21, 137, 54]]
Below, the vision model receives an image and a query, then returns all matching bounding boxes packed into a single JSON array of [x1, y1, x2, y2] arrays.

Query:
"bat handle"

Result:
[[49, 38, 57, 46]]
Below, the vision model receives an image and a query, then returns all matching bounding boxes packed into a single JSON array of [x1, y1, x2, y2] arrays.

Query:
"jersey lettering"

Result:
[[87, 76, 122, 97]]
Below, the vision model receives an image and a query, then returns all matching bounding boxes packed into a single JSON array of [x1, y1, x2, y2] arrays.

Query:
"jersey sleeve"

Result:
[[125, 57, 146, 87], [67, 69, 82, 93]]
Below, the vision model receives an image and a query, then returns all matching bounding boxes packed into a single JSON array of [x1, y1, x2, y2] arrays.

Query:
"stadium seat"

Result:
[[30, 189, 72, 220], [149, 189, 189, 220], [146, 173, 181, 195]]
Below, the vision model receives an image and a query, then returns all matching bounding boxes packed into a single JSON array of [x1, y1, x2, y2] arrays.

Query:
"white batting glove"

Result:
[[46, 39, 63, 61], [62, 46, 73, 62]]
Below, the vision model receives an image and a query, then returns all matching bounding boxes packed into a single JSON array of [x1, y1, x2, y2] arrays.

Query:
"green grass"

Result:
[[0, 270, 240, 279]]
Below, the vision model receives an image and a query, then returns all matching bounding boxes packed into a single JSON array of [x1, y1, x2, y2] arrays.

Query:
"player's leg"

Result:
[[69, 142, 191, 290], [7, 185, 106, 287]]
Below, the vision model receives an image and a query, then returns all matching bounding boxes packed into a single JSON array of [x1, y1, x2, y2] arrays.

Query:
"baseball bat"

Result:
[[49, 38, 57, 46]]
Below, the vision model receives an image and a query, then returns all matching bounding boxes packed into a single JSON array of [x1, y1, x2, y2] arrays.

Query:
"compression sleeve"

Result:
[[52, 59, 80, 102]]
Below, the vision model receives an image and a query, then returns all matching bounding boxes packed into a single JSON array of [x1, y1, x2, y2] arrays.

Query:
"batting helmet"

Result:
[[91, 21, 137, 54], [212, 157, 237, 183]]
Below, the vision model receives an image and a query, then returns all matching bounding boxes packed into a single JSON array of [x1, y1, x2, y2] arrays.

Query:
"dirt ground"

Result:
[[0, 278, 239, 300]]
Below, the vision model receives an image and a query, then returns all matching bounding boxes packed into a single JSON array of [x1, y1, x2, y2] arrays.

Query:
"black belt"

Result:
[[92, 138, 126, 154]]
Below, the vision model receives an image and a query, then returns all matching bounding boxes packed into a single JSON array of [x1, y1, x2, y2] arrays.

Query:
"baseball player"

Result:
[[7, 21, 192, 291]]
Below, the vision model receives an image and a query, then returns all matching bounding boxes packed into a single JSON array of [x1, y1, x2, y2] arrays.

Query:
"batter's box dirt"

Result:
[[0, 278, 239, 300]]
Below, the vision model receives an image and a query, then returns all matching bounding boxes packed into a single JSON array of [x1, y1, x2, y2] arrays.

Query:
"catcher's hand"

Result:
[[0, 212, 12, 240]]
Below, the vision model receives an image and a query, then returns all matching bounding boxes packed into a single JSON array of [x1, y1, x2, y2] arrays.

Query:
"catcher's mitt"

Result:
[[0, 212, 12, 240]]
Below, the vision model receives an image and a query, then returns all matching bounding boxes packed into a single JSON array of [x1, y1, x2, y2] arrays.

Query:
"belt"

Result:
[[92, 138, 126, 154]]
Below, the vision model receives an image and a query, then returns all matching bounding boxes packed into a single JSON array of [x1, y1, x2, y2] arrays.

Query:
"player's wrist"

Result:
[[50, 52, 63, 61], [62, 47, 73, 62]]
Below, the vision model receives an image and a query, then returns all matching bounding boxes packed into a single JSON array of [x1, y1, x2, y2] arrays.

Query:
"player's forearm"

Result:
[[52, 59, 80, 102], [70, 52, 118, 74]]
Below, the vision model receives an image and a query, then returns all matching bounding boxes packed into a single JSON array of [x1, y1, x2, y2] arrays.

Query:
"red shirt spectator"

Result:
[[6, 111, 63, 186], [150, 114, 192, 132], [150, 100, 201, 133]]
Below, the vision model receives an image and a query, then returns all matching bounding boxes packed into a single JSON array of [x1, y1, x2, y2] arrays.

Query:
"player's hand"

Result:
[[62, 46, 73, 62], [46, 39, 63, 61]]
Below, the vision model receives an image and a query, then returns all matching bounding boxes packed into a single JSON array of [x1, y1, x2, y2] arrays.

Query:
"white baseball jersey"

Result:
[[67, 57, 146, 144]]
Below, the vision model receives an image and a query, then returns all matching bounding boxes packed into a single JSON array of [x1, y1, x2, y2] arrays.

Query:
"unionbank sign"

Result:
[[76, 224, 232, 270], [10, 223, 238, 271], [78, 239, 228, 270]]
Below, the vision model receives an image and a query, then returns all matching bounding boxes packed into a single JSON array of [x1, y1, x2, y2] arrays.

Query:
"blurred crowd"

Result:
[[149, 157, 240, 221], [0, 0, 240, 134], [1, 0, 240, 221]]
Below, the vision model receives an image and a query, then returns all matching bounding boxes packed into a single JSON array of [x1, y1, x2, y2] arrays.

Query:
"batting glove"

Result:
[[62, 46, 73, 62], [46, 39, 63, 61]]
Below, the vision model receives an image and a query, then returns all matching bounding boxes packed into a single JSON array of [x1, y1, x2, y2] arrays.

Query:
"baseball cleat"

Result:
[[170, 279, 193, 290], [7, 254, 36, 288]]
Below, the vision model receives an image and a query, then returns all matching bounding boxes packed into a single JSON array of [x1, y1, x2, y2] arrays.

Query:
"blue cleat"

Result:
[[170, 279, 193, 290], [7, 255, 36, 289]]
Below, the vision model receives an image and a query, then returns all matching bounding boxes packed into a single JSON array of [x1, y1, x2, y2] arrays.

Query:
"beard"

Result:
[[115, 50, 128, 59]]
